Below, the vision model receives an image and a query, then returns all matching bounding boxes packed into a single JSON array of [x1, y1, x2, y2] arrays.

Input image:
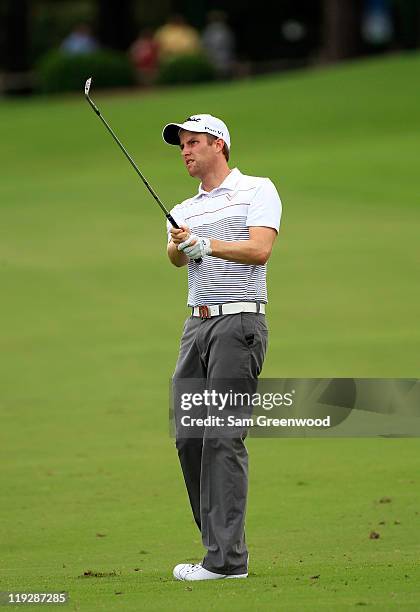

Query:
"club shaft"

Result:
[[86, 91, 202, 263], [86, 96, 175, 223]]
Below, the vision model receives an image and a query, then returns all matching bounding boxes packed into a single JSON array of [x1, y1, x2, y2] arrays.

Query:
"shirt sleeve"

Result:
[[246, 179, 282, 233]]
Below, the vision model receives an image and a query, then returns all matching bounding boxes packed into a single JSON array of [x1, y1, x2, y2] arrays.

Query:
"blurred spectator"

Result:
[[61, 23, 98, 55], [201, 10, 236, 78], [361, 0, 393, 46], [154, 14, 201, 60], [129, 28, 159, 84]]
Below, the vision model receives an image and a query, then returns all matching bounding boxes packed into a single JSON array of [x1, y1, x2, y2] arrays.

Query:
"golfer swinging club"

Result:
[[163, 114, 282, 581]]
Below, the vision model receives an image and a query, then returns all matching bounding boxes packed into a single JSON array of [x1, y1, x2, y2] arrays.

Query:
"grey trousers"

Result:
[[173, 312, 268, 575]]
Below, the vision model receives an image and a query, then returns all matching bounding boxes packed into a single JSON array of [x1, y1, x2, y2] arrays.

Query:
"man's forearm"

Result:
[[209, 239, 271, 265], [167, 240, 189, 267]]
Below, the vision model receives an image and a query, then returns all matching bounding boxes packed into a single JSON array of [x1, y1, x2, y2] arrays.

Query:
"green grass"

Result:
[[1, 53, 420, 610]]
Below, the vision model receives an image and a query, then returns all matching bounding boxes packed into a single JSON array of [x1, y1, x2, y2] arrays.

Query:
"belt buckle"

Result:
[[198, 305, 210, 319]]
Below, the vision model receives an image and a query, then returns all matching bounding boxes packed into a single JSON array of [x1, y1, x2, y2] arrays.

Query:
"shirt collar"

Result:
[[197, 167, 242, 198]]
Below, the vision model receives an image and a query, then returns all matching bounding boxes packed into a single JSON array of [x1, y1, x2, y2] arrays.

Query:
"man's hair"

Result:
[[206, 134, 230, 162]]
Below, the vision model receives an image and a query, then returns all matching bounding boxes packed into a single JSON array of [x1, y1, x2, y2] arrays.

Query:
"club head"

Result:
[[84, 77, 92, 97]]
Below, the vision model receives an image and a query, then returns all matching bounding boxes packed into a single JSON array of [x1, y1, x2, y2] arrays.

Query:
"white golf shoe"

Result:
[[173, 563, 248, 581]]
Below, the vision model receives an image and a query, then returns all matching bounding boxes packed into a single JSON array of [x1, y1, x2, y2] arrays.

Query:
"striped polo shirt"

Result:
[[166, 167, 282, 307]]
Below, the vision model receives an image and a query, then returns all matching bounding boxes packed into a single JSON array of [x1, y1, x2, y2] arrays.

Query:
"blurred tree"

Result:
[[96, 0, 135, 50], [132, 0, 172, 30], [205, 0, 322, 63], [322, 0, 364, 61], [30, 0, 96, 61], [3, 0, 29, 71], [393, 0, 420, 49], [177, 0, 207, 29]]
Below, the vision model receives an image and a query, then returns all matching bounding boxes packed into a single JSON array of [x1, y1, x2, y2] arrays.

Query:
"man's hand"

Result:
[[167, 224, 190, 267], [170, 224, 191, 246], [178, 234, 212, 259]]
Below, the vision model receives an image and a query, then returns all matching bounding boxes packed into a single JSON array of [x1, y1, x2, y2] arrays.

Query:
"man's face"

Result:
[[179, 130, 219, 178]]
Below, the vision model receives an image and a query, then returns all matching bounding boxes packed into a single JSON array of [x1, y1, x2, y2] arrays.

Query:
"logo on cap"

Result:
[[205, 126, 223, 136], [185, 116, 201, 122]]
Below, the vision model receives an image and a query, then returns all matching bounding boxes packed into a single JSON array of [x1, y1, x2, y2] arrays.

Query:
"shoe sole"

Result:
[[226, 573, 248, 579], [173, 572, 248, 581]]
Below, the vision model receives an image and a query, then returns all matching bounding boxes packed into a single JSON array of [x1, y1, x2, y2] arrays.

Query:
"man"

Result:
[[154, 14, 201, 60], [162, 114, 282, 581]]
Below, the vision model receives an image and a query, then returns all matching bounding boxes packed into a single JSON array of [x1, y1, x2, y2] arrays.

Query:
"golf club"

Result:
[[84, 77, 202, 264]]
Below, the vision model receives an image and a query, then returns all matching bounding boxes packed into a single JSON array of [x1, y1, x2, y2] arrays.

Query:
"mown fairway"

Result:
[[1, 53, 419, 610]]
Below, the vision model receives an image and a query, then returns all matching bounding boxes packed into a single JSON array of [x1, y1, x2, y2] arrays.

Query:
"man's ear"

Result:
[[215, 138, 225, 153]]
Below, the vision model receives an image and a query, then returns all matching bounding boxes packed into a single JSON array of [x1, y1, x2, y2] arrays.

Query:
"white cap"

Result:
[[162, 114, 231, 150]]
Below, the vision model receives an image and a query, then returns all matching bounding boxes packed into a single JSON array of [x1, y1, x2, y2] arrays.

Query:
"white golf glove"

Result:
[[177, 234, 212, 259]]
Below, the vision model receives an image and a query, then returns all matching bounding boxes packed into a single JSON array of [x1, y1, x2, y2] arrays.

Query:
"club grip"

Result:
[[167, 214, 202, 264], [167, 214, 180, 230]]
